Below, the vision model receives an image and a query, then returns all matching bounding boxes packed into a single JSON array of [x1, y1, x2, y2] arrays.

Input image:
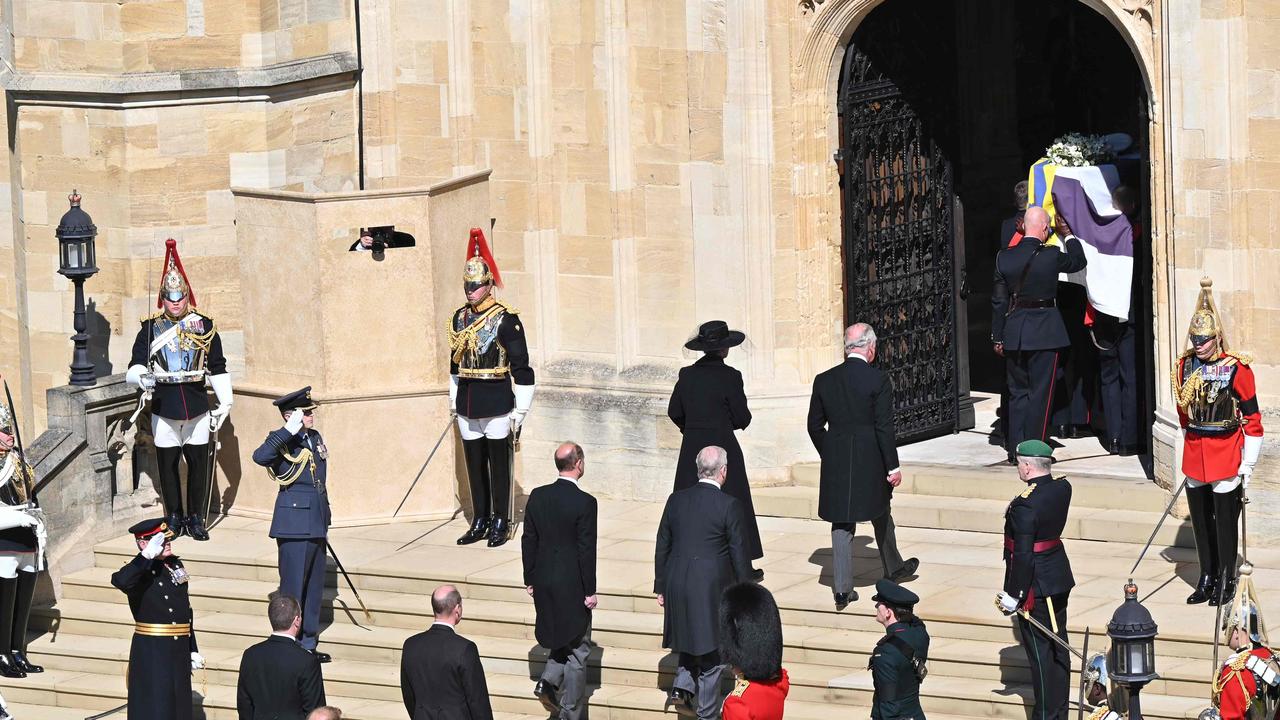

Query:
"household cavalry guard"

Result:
[[449, 228, 535, 548], [0, 393, 45, 680], [251, 387, 333, 662], [1200, 566, 1280, 720], [126, 239, 233, 542], [1173, 278, 1264, 606], [111, 518, 204, 720]]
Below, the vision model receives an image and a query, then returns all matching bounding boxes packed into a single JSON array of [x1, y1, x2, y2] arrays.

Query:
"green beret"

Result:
[[1015, 439, 1054, 459]]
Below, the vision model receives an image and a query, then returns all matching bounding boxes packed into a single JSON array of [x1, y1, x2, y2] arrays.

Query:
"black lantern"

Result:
[[1107, 580, 1159, 719], [55, 190, 100, 386]]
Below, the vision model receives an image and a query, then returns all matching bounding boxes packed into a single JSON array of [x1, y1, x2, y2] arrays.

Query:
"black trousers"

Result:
[[1018, 592, 1070, 720], [1098, 323, 1138, 446], [1006, 349, 1060, 450], [462, 436, 512, 521]]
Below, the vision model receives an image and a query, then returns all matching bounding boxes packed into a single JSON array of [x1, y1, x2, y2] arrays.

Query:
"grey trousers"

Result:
[[831, 510, 904, 595], [541, 633, 591, 720], [673, 650, 725, 720]]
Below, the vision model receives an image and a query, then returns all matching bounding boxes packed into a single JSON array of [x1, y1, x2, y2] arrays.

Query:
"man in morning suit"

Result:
[[400, 585, 493, 720], [654, 445, 752, 719], [991, 207, 1088, 462], [808, 323, 918, 610], [236, 592, 326, 720], [995, 440, 1075, 720], [523, 442, 598, 720], [252, 387, 333, 662]]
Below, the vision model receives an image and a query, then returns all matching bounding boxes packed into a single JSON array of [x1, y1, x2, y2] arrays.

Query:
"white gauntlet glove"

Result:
[[996, 591, 1019, 615], [510, 383, 535, 431], [125, 364, 156, 392], [208, 373, 233, 431], [449, 374, 459, 416], [141, 533, 166, 560], [1239, 434, 1263, 488], [190, 652, 205, 670], [284, 410, 304, 435]]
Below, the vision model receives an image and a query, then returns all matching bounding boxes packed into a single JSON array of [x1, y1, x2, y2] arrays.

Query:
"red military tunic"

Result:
[[1215, 646, 1276, 720], [1176, 352, 1264, 483], [722, 669, 790, 720]]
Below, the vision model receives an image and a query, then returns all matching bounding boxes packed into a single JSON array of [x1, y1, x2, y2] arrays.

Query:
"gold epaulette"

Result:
[[1020, 485, 1035, 499], [140, 310, 164, 323], [730, 676, 750, 698], [497, 299, 520, 316], [1228, 351, 1254, 366]]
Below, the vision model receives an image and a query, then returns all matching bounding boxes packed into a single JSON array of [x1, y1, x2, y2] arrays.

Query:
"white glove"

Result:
[[996, 591, 1019, 615], [510, 383, 535, 431], [190, 652, 205, 670], [208, 374, 233, 430], [1239, 434, 1263, 487], [208, 405, 231, 432], [449, 374, 459, 414], [141, 532, 166, 560], [509, 408, 528, 431], [284, 410, 304, 435]]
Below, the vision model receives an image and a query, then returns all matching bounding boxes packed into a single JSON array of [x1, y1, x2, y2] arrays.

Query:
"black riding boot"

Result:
[[1186, 484, 1217, 604], [486, 437, 512, 548], [156, 446, 186, 535], [10, 570, 40, 673], [457, 438, 492, 545], [1208, 487, 1243, 607], [0, 577, 23, 678], [183, 443, 211, 541]]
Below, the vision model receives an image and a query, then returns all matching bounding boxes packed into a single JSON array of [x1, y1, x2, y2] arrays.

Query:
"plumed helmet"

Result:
[[1187, 276, 1226, 350], [157, 238, 196, 308], [1223, 563, 1268, 645], [463, 227, 502, 290], [718, 581, 783, 682]]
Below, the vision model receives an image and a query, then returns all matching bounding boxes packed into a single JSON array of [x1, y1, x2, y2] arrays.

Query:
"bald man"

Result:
[[400, 585, 493, 720], [991, 207, 1087, 462], [522, 442, 598, 720]]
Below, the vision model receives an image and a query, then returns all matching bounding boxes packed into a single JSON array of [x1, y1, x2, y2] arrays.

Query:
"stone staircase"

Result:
[[0, 461, 1271, 720]]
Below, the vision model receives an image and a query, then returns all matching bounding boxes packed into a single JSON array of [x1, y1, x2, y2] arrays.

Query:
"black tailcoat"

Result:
[[653, 482, 751, 656], [110, 553, 198, 720], [236, 634, 327, 720], [400, 624, 494, 720], [807, 357, 900, 523], [1003, 474, 1075, 604], [990, 237, 1088, 351], [668, 354, 762, 559], [521, 478, 598, 650]]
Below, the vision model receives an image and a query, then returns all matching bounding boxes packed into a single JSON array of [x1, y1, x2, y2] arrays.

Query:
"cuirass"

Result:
[[451, 305, 510, 379], [0, 453, 33, 507], [150, 314, 212, 383], [1182, 357, 1240, 434]]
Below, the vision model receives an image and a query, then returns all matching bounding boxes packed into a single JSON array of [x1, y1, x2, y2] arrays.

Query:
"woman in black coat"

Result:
[[667, 321, 764, 569]]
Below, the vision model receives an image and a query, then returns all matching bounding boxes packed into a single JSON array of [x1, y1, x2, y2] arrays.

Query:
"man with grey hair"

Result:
[[654, 445, 751, 719], [995, 439, 1074, 720], [808, 323, 917, 610]]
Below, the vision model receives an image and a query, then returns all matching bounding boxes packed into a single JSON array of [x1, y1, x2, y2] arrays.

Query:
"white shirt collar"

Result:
[[846, 352, 869, 362], [271, 631, 298, 641], [698, 479, 721, 489], [557, 475, 580, 487], [431, 621, 456, 630]]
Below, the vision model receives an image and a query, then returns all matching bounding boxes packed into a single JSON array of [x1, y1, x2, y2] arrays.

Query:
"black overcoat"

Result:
[[990, 236, 1088, 351], [1003, 474, 1075, 604], [807, 357, 901, 524], [521, 478, 598, 650], [400, 624, 494, 720], [667, 354, 762, 559], [653, 482, 751, 656], [236, 635, 326, 720], [110, 553, 199, 720]]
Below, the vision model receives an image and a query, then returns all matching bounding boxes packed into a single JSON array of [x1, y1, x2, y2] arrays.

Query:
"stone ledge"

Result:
[[2, 52, 358, 104]]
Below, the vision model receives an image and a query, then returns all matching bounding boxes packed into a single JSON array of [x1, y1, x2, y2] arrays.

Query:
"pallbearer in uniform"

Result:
[[449, 228, 535, 548], [1208, 571, 1280, 720], [1173, 278, 1264, 606], [111, 519, 204, 720], [252, 387, 333, 662], [991, 208, 1087, 462], [995, 440, 1074, 720], [0, 397, 45, 679], [125, 239, 233, 541]]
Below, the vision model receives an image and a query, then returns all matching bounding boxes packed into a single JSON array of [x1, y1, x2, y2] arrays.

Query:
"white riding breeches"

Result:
[[0, 552, 37, 578], [456, 414, 511, 441], [152, 412, 211, 448]]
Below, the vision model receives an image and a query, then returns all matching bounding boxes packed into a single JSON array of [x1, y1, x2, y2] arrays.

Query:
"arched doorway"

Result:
[[835, 0, 1154, 452]]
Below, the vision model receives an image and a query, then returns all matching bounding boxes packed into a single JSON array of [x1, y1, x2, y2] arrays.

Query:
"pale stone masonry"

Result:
[[0, 0, 1276, 507]]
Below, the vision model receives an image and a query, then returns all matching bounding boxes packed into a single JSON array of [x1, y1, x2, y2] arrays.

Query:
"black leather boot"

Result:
[[487, 517, 511, 548], [456, 515, 491, 545], [186, 514, 210, 542], [0, 653, 24, 679], [11, 651, 40, 674], [1185, 484, 1217, 604], [1186, 573, 1216, 605], [0, 577, 19, 679], [1210, 571, 1237, 607], [10, 571, 39, 673], [165, 513, 186, 539]]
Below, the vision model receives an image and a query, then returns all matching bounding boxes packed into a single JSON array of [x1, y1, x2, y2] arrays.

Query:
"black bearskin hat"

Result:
[[719, 581, 783, 681]]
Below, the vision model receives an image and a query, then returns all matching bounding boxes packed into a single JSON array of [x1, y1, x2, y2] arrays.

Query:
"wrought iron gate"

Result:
[[837, 37, 960, 443]]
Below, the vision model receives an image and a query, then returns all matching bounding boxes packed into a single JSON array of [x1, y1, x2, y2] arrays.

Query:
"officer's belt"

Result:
[[1003, 537, 1062, 553], [134, 622, 190, 637], [1013, 298, 1056, 310]]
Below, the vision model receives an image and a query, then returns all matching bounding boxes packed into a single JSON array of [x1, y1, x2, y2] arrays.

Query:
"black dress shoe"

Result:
[[1186, 573, 1216, 605], [534, 679, 561, 714], [11, 651, 42, 674], [668, 687, 694, 716], [487, 517, 511, 548], [186, 515, 210, 541], [165, 513, 186, 538], [889, 558, 920, 582], [833, 591, 856, 610], [457, 516, 491, 545], [310, 650, 332, 663], [750, 568, 764, 582], [0, 654, 26, 678], [1109, 439, 1121, 455]]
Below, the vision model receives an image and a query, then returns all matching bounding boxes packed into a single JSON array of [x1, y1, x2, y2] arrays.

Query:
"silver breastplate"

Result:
[[150, 315, 211, 384]]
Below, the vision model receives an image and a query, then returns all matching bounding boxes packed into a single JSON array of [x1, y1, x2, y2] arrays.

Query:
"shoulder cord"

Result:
[[265, 448, 315, 488]]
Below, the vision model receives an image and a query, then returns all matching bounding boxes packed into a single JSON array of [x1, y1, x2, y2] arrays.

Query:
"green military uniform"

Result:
[[869, 579, 929, 720]]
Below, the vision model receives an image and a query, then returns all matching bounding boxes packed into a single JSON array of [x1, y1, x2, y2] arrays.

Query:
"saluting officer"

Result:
[[110, 518, 203, 720], [869, 579, 929, 720], [252, 387, 333, 663], [991, 208, 1087, 462], [995, 440, 1074, 720]]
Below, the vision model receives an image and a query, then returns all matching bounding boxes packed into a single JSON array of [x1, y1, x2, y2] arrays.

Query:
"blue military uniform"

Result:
[[252, 387, 331, 658]]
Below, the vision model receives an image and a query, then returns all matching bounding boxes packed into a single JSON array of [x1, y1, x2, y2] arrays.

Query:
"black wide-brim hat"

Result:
[[685, 320, 746, 352]]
